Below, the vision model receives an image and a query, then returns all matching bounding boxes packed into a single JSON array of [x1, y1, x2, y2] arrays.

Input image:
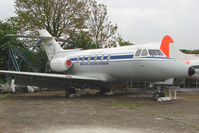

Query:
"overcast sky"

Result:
[[0, 0, 199, 49]]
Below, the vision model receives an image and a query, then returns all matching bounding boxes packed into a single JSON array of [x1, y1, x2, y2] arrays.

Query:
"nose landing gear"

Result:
[[153, 91, 165, 101], [152, 85, 166, 101]]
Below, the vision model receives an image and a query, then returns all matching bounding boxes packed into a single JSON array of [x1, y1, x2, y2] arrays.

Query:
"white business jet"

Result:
[[0, 30, 192, 99]]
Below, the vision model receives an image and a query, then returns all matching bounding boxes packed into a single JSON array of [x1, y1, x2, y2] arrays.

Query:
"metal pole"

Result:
[[174, 89, 177, 100], [184, 78, 186, 88], [169, 89, 171, 99]]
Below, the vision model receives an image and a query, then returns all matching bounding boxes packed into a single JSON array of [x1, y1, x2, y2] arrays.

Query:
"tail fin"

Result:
[[160, 35, 174, 57], [160, 35, 198, 63], [38, 30, 64, 60], [6, 29, 64, 61]]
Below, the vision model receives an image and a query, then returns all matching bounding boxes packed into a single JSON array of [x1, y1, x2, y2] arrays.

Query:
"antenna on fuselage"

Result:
[[116, 42, 120, 47]]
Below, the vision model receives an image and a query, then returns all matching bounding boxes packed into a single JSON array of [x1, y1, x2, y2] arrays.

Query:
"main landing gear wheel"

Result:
[[153, 92, 165, 101], [65, 88, 76, 97], [65, 88, 71, 97], [159, 92, 165, 97], [99, 88, 110, 96]]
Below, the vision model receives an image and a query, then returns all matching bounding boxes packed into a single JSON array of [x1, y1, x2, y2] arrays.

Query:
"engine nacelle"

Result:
[[189, 60, 199, 79], [50, 58, 72, 72]]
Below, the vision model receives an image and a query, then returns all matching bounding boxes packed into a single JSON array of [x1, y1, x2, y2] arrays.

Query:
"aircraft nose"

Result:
[[170, 60, 189, 79]]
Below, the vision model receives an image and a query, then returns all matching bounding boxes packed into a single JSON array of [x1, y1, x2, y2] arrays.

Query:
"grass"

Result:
[[107, 100, 199, 131], [0, 116, 5, 119], [140, 110, 199, 131], [141, 110, 199, 131], [92, 114, 97, 118], [20, 116, 38, 119], [163, 116, 199, 131], [31, 103, 41, 106], [0, 94, 8, 102], [169, 111, 180, 116], [107, 101, 145, 110]]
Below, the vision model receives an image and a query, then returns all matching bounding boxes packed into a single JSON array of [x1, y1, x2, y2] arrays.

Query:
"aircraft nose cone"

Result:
[[188, 67, 196, 77], [170, 60, 189, 79]]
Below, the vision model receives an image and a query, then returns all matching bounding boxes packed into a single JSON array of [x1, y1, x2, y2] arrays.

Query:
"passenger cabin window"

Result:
[[104, 55, 107, 60], [141, 49, 148, 56], [90, 56, 95, 61], [148, 49, 164, 56], [84, 56, 89, 62], [79, 57, 83, 62], [135, 49, 141, 56], [97, 56, 101, 60]]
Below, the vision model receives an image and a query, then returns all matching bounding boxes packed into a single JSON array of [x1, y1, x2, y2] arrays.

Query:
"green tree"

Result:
[[87, 0, 118, 48], [0, 21, 41, 74], [180, 49, 199, 54], [0, 21, 21, 82], [12, 0, 118, 49], [0, 21, 19, 70], [63, 31, 97, 50], [12, 0, 88, 37], [118, 36, 134, 46]]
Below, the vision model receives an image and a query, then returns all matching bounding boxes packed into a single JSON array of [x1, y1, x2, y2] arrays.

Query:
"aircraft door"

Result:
[[135, 49, 148, 76], [134, 49, 143, 74], [139, 49, 148, 72]]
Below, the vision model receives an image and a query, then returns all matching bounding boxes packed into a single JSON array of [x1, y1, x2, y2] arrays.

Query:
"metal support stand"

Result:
[[168, 87, 177, 100], [174, 89, 177, 100], [8, 44, 39, 93], [136, 88, 138, 98], [169, 89, 171, 98]]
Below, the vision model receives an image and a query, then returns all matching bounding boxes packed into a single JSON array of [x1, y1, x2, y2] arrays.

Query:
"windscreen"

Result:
[[141, 49, 148, 56], [148, 49, 164, 56], [135, 49, 142, 56]]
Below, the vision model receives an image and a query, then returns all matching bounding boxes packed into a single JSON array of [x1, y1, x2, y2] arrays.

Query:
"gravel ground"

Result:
[[0, 91, 199, 133]]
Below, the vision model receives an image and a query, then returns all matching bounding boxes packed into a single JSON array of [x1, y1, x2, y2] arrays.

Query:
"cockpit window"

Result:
[[141, 49, 148, 56], [135, 49, 142, 56], [148, 49, 164, 56]]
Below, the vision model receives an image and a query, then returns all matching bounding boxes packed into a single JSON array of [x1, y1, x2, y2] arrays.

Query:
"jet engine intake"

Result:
[[188, 67, 196, 77], [50, 58, 72, 72]]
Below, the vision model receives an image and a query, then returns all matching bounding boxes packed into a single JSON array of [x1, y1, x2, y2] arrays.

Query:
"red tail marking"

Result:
[[185, 61, 190, 64], [160, 35, 174, 57]]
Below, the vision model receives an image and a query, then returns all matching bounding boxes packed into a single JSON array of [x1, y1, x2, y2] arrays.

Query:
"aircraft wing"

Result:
[[6, 34, 71, 43], [0, 70, 102, 80], [0, 70, 108, 89]]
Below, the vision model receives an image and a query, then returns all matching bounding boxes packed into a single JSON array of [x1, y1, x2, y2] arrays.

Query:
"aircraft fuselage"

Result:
[[50, 45, 189, 82]]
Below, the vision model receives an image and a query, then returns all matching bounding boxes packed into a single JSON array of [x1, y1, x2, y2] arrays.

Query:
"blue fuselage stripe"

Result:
[[139, 57, 173, 59], [71, 58, 77, 61], [110, 55, 133, 60], [70, 54, 170, 62], [70, 54, 134, 61]]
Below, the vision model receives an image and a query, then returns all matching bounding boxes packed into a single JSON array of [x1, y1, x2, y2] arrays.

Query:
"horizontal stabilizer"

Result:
[[6, 34, 52, 40], [6, 34, 71, 43]]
